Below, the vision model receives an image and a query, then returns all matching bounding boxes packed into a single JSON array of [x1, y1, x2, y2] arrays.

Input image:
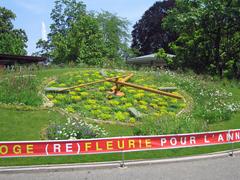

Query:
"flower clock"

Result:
[[45, 69, 186, 124]]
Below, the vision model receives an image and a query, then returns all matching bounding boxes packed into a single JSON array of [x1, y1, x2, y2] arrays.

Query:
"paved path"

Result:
[[1, 155, 240, 180]]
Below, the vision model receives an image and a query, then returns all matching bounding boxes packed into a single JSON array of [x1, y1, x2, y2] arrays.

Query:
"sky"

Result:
[[0, 0, 158, 55]]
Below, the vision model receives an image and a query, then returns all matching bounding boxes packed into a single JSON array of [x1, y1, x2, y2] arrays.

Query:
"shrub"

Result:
[[133, 115, 205, 135], [46, 117, 107, 140], [157, 70, 240, 124]]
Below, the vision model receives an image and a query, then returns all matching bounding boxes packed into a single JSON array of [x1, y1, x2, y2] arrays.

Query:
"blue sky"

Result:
[[0, 0, 157, 55]]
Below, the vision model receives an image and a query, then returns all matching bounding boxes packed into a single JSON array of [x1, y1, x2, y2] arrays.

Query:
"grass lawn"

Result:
[[0, 107, 240, 166], [0, 109, 67, 141], [0, 67, 239, 166]]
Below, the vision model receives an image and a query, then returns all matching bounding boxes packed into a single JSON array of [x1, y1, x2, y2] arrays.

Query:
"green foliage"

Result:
[[163, 0, 240, 79], [46, 69, 185, 123], [50, 0, 86, 36], [156, 70, 240, 124], [36, 0, 130, 65], [0, 66, 42, 106], [52, 15, 108, 65], [0, 6, 15, 31], [0, 6, 27, 55], [97, 11, 130, 61], [134, 115, 204, 135], [1, 67, 240, 166], [155, 48, 174, 66], [46, 117, 107, 140], [131, 0, 177, 55]]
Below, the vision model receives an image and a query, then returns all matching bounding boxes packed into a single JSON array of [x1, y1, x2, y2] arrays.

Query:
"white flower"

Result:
[[68, 136, 77, 140]]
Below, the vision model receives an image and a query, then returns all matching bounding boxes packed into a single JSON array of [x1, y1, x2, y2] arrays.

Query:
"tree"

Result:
[[0, 6, 27, 55], [36, 0, 87, 61], [163, 0, 240, 78], [49, 0, 86, 37], [52, 15, 108, 65], [36, 0, 131, 65], [97, 11, 130, 61], [131, 0, 177, 56], [35, 39, 51, 58]]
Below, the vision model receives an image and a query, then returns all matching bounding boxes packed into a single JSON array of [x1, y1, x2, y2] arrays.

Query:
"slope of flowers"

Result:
[[46, 69, 185, 123], [155, 70, 240, 124]]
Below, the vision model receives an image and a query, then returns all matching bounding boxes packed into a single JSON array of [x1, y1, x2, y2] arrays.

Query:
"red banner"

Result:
[[0, 129, 240, 158]]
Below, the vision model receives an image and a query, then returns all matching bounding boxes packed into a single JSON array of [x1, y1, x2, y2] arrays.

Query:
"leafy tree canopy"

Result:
[[36, 0, 130, 65], [0, 6, 28, 55], [97, 11, 130, 61], [52, 15, 108, 65], [163, 0, 240, 79], [131, 0, 177, 56]]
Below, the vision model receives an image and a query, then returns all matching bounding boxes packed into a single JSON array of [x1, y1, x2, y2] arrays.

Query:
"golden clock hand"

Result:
[[107, 80, 183, 99]]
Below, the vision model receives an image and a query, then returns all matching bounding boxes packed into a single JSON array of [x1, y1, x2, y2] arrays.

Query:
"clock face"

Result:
[[45, 69, 185, 124]]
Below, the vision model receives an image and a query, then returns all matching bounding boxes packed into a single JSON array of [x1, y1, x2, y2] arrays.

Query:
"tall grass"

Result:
[[0, 65, 42, 106]]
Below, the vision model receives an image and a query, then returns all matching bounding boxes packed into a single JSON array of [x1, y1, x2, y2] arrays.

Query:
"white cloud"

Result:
[[41, 21, 47, 41]]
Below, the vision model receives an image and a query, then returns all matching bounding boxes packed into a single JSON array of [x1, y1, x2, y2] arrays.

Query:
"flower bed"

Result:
[[46, 69, 186, 124]]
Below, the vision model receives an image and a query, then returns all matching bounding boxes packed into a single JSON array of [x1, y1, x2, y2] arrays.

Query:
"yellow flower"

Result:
[[92, 105, 100, 109], [150, 103, 158, 109], [148, 93, 157, 98], [46, 94, 54, 99], [74, 88, 81, 92], [109, 100, 120, 106], [56, 94, 66, 100], [152, 99, 159, 103], [80, 92, 89, 97], [103, 82, 112, 87], [52, 99, 59, 104], [159, 101, 168, 106], [98, 86, 105, 91], [58, 83, 66, 87], [101, 106, 111, 112], [69, 91, 77, 95], [180, 103, 186, 108], [71, 96, 81, 101], [48, 81, 56, 86], [114, 111, 126, 121], [153, 112, 161, 117], [171, 99, 178, 104], [139, 100, 147, 105], [120, 97, 128, 102], [139, 105, 148, 110], [127, 89, 136, 93], [91, 110, 102, 116], [84, 105, 92, 110], [135, 78, 144, 83], [87, 99, 97, 105], [123, 103, 132, 109], [77, 80, 84, 84], [137, 90, 145, 93], [129, 118, 136, 124], [161, 108, 168, 114], [168, 112, 176, 117], [66, 106, 75, 113], [133, 93, 145, 99], [172, 92, 181, 96], [99, 113, 111, 120], [93, 72, 100, 76]]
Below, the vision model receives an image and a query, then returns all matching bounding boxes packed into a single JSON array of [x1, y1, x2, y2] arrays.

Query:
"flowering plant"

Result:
[[46, 117, 107, 140]]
